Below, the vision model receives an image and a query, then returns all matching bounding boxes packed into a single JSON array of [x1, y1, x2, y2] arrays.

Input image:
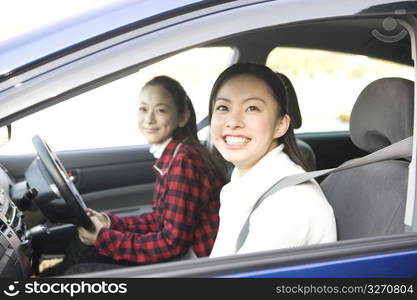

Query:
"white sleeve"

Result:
[[237, 188, 311, 255]]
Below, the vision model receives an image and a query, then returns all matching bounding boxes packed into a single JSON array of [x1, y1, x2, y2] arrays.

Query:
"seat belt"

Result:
[[197, 116, 209, 131], [236, 136, 413, 252]]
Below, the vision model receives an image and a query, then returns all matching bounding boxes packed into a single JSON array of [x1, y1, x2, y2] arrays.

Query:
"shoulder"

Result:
[[258, 181, 333, 218], [252, 182, 335, 238], [176, 142, 201, 156], [163, 142, 209, 178], [174, 142, 209, 167]]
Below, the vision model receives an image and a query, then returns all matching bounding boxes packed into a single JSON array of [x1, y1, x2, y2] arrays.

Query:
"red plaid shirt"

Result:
[[94, 139, 223, 264]]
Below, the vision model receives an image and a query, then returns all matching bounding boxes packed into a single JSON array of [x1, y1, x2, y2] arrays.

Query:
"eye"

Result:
[[215, 105, 228, 112], [138, 107, 147, 113], [157, 108, 167, 113], [246, 105, 259, 112]]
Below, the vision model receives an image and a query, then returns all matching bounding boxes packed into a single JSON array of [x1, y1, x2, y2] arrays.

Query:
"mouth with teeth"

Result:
[[223, 135, 251, 147]]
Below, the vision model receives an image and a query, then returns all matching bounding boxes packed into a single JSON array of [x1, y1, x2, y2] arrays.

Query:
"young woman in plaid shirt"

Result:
[[43, 76, 225, 275]]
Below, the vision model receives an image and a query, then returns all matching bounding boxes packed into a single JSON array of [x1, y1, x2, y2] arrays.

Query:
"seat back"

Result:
[[320, 78, 414, 240]]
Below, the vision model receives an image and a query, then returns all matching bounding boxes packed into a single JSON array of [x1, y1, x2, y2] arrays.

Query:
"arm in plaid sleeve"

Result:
[[106, 211, 159, 234], [94, 153, 201, 263]]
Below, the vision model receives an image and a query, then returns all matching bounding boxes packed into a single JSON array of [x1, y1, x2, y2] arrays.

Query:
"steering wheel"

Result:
[[32, 135, 94, 230]]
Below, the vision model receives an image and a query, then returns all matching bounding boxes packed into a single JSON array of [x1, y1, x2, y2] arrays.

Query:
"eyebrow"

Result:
[[215, 97, 266, 104], [139, 102, 170, 107]]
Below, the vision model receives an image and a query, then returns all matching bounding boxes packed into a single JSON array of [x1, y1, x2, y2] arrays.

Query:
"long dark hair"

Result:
[[144, 75, 227, 181], [208, 63, 309, 171], [144, 76, 198, 141]]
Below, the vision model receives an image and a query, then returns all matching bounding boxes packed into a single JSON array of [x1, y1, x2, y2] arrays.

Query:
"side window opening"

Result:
[[266, 47, 414, 133], [0, 47, 236, 155]]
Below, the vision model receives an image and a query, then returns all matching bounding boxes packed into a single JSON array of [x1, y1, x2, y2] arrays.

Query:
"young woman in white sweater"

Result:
[[209, 63, 336, 257]]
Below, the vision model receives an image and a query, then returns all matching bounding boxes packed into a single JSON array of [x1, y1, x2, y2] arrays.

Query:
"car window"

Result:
[[266, 47, 414, 133], [0, 47, 236, 154]]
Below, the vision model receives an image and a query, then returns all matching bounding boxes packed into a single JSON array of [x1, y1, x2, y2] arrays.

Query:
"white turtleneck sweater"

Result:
[[210, 144, 337, 257]]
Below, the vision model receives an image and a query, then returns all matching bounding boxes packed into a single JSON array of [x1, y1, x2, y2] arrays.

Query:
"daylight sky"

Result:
[[0, 0, 121, 42]]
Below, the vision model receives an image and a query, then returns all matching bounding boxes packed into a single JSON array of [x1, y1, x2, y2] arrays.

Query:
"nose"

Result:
[[143, 110, 156, 124], [226, 110, 244, 129]]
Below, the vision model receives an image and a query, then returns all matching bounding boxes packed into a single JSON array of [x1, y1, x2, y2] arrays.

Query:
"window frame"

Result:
[[0, 0, 416, 277]]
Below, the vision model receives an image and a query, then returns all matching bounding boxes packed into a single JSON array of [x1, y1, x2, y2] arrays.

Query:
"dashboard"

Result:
[[0, 165, 31, 278]]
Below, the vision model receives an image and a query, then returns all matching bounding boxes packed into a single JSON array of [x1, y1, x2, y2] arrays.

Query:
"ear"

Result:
[[179, 110, 191, 128], [273, 114, 290, 139]]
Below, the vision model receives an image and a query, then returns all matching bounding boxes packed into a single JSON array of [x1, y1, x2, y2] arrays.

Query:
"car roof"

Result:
[[0, 0, 414, 79], [212, 17, 414, 66], [0, 0, 214, 76]]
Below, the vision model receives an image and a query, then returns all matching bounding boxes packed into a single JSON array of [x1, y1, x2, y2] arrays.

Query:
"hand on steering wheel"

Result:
[[78, 209, 110, 245], [32, 135, 94, 230]]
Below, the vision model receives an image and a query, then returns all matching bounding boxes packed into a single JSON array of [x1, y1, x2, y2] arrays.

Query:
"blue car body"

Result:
[[0, 0, 416, 278]]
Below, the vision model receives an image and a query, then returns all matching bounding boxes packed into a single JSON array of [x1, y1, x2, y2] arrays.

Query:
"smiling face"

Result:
[[138, 84, 185, 144], [210, 74, 290, 176]]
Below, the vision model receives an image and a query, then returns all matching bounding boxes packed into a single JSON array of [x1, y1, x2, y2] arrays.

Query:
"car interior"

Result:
[[0, 12, 415, 278], [322, 77, 413, 240]]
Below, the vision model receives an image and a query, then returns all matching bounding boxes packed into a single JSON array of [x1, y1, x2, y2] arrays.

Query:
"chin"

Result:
[[145, 137, 159, 144], [221, 153, 247, 165]]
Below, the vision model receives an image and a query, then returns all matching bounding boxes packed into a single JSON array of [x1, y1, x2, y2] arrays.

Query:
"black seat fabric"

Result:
[[320, 78, 414, 240], [296, 139, 316, 171]]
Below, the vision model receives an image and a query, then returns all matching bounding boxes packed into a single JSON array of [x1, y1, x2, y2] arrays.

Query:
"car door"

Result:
[[0, 0, 416, 278], [0, 46, 236, 219], [0, 144, 156, 216]]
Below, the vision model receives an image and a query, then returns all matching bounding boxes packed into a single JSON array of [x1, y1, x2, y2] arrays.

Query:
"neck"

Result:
[[235, 164, 253, 177], [150, 137, 173, 159], [234, 142, 281, 177]]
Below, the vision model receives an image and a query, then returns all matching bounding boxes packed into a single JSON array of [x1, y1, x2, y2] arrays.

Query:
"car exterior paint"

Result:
[[0, 0, 416, 278]]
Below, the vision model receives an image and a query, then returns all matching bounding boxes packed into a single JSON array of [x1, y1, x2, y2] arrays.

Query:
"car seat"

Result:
[[320, 77, 414, 240]]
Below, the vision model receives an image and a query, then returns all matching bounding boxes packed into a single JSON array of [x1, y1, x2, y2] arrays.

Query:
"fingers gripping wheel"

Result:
[[32, 135, 94, 230]]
